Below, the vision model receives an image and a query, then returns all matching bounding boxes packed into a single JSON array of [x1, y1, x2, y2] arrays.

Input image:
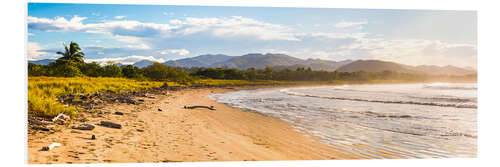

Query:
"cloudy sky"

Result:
[[27, 3, 477, 68]]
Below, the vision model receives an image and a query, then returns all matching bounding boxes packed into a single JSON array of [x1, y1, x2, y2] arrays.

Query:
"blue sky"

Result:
[[27, 3, 477, 68]]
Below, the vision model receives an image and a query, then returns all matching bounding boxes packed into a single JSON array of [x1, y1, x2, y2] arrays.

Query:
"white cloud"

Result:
[[339, 38, 477, 68], [84, 55, 165, 65], [169, 16, 300, 41], [163, 12, 174, 16], [27, 42, 48, 60], [28, 15, 299, 42], [158, 49, 190, 56], [27, 15, 87, 32], [309, 32, 367, 40], [334, 20, 368, 28], [124, 43, 151, 50], [114, 15, 126, 19]]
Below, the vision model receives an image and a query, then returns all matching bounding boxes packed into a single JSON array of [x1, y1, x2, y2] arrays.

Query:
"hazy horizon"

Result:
[[27, 3, 477, 69]]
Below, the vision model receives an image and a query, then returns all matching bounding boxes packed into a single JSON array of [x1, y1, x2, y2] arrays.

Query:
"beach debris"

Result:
[[41, 142, 61, 151], [71, 124, 95, 130], [160, 82, 169, 89], [52, 113, 70, 125], [31, 125, 50, 131], [28, 118, 48, 126], [78, 118, 89, 122], [91, 135, 96, 140], [114, 111, 124, 115], [184, 105, 215, 110], [99, 121, 122, 129], [158, 108, 163, 112]]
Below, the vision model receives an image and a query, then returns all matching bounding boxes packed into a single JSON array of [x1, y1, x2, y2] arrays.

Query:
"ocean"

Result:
[[210, 83, 477, 158]]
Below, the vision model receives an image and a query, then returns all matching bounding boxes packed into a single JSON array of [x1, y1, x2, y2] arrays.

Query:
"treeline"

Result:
[[190, 67, 432, 81], [28, 62, 192, 83], [29, 60, 440, 83], [28, 42, 475, 83]]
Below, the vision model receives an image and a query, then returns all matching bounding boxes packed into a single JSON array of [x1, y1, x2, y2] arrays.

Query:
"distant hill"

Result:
[[337, 60, 476, 76], [210, 53, 304, 69], [132, 60, 155, 68], [28, 59, 55, 65], [164, 54, 232, 68], [302, 59, 353, 71], [337, 60, 416, 73], [28, 54, 475, 76], [411, 65, 477, 76]]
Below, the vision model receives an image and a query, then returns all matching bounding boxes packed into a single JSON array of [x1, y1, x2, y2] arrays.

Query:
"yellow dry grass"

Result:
[[27, 77, 289, 118]]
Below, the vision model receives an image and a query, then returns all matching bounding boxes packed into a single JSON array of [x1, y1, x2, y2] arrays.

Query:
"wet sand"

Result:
[[27, 87, 361, 164]]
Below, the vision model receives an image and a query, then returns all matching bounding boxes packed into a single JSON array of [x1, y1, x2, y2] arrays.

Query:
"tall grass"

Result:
[[28, 77, 169, 118], [28, 77, 291, 118]]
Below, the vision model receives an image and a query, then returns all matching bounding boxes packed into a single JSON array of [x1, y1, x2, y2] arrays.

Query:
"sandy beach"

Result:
[[28, 86, 361, 164]]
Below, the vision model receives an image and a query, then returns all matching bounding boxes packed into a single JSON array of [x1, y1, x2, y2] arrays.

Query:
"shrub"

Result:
[[102, 63, 123, 77]]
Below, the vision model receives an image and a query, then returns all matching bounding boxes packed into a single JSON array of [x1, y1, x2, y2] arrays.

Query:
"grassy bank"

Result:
[[27, 77, 291, 118], [28, 76, 474, 119]]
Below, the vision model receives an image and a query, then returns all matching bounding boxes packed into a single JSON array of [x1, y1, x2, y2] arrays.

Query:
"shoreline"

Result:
[[28, 85, 362, 164], [27, 81, 477, 163]]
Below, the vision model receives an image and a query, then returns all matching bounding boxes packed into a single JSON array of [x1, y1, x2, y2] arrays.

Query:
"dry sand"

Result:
[[28, 87, 361, 164]]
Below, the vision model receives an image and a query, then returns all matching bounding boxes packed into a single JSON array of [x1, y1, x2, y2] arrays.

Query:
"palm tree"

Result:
[[56, 41, 85, 63]]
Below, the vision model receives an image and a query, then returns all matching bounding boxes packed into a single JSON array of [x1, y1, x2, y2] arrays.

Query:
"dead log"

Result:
[[31, 125, 50, 131], [28, 118, 48, 126], [71, 124, 95, 130], [184, 105, 215, 110], [99, 121, 122, 129]]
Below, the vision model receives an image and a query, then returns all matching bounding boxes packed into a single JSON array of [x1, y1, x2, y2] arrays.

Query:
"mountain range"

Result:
[[29, 53, 476, 76]]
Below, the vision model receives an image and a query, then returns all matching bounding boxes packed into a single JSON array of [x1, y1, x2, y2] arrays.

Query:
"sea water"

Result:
[[210, 83, 477, 158]]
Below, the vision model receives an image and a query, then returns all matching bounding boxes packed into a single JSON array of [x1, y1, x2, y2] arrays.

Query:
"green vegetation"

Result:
[[28, 42, 476, 118], [28, 77, 168, 118]]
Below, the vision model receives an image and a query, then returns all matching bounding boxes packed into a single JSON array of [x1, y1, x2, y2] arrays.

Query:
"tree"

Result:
[[56, 41, 85, 63], [142, 62, 192, 83], [28, 63, 48, 76], [102, 62, 122, 77], [121, 65, 143, 78], [47, 60, 83, 77], [246, 68, 257, 81], [264, 66, 274, 80], [79, 62, 103, 77]]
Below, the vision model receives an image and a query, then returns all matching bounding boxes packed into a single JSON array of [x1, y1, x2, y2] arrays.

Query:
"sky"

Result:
[[27, 3, 477, 68]]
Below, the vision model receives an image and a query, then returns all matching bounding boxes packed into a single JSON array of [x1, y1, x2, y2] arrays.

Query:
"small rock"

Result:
[[91, 135, 96, 140], [79, 118, 89, 122], [41, 142, 61, 151], [137, 129, 144, 132], [158, 108, 162, 112], [114, 112, 124, 115], [40, 146, 50, 151]]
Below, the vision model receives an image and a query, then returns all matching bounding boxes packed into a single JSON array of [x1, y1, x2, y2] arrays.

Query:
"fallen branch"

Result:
[[184, 105, 215, 110], [31, 125, 50, 131], [99, 121, 122, 129], [71, 124, 95, 130]]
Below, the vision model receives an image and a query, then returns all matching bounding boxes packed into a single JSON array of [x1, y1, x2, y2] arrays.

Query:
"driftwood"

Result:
[[184, 105, 215, 110], [99, 121, 122, 129], [28, 118, 48, 126], [31, 125, 50, 131], [71, 124, 95, 130]]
